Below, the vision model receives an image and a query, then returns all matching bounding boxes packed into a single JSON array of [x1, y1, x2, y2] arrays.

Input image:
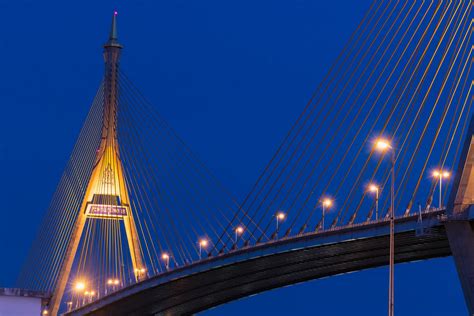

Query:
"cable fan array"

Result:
[[16, 69, 248, 310], [214, 0, 474, 253]]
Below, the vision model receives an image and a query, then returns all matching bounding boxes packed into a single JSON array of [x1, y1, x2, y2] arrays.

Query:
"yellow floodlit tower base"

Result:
[[49, 13, 145, 315]]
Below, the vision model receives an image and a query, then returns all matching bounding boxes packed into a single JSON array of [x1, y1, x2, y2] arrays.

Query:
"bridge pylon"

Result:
[[49, 13, 145, 315], [446, 112, 474, 315]]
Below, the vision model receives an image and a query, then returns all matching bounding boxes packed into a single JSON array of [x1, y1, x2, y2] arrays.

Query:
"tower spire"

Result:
[[105, 11, 122, 48]]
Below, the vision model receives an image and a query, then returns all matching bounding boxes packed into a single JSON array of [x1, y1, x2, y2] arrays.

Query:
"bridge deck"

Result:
[[67, 210, 451, 315]]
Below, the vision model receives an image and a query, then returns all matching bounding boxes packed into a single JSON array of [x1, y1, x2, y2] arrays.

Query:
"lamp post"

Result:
[[275, 212, 286, 234], [135, 268, 146, 280], [106, 279, 112, 295], [432, 169, 450, 209], [235, 226, 244, 243], [73, 280, 86, 307], [162, 253, 170, 270], [199, 239, 208, 259], [375, 138, 395, 316], [106, 278, 120, 294], [368, 184, 380, 220], [86, 291, 95, 303], [74, 281, 86, 292], [321, 198, 332, 230]]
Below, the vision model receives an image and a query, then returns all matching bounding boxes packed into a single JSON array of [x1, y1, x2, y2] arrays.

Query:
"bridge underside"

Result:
[[69, 219, 451, 316]]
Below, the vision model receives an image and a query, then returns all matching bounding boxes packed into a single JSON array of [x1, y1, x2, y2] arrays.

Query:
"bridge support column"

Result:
[[446, 221, 474, 315], [446, 116, 474, 315]]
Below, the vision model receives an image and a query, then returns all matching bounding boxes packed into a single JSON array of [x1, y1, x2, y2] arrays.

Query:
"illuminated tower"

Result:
[[49, 12, 145, 315]]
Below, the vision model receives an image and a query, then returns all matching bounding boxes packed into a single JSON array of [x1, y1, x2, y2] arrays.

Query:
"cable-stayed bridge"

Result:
[[66, 209, 452, 315], [15, 1, 474, 315]]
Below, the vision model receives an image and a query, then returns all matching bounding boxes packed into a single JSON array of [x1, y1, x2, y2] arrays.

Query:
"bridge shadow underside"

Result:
[[68, 212, 452, 316]]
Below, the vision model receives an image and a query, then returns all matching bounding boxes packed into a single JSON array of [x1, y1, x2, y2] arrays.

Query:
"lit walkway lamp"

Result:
[[135, 267, 146, 280], [321, 198, 332, 230], [162, 253, 170, 270], [199, 239, 208, 259], [74, 281, 86, 292], [235, 226, 244, 243], [368, 184, 380, 220], [106, 278, 120, 294], [276, 212, 286, 233], [432, 169, 450, 209], [374, 138, 395, 316]]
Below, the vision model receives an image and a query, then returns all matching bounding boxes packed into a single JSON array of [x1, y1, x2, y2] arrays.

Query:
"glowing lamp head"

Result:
[[140, 268, 146, 273], [162, 253, 170, 260], [199, 239, 208, 247], [433, 170, 450, 178], [368, 184, 379, 193], [113, 279, 120, 285], [374, 138, 391, 152], [74, 281, 86, 292], [276, 212, 286, 220], [114, 10, 118, 16], [235, 226, 244, 234], [107, 279, 113, 285], [43, 310, 49, 315], [322, 198, 333, 208], [84, 291, 90, 296], [90, 291, 95, 296]]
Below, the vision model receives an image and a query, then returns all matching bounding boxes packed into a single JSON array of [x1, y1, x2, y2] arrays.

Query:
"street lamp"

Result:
[[106, 279, 112, 295], [83, 291, 90, 305], [106, 278, 120, 294], [374, 137, 395, 316], [89, 291, 95, 303], [321, 198, 332, 230], [74, 280, 86, 299], [135, 267, 146, 280], [375, 139, 391, 151], [275, 212, 286, 233], [432, 169, 450, 209], [368, 183, 380, 220], [235, 226, 244, 243], [83, 290, 95, 304], [73, 280, 86, 308], [74, 281, 85, 291], [199, 239, 208, 259], [162, 253, 170, 270]]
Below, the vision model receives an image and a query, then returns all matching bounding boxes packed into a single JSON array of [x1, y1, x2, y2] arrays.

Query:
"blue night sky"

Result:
[[0, 0, 467, 315]]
